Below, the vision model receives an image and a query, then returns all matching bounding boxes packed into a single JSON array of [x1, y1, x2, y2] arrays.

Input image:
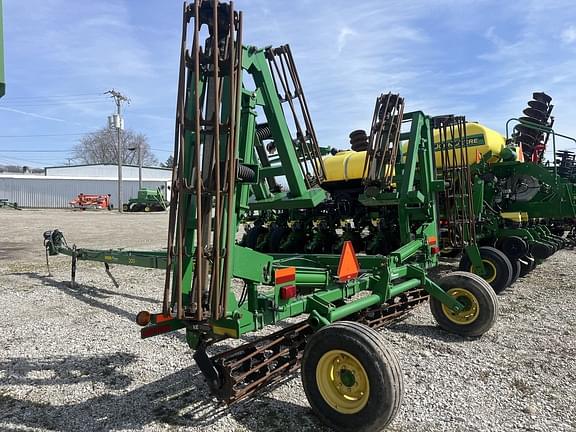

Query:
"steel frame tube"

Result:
[[328, 278, 421, 322]]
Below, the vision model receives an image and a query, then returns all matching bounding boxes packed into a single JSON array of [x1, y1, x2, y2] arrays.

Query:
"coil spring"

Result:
[[256, 124, 272, 141], [237, 164, 256, 182]]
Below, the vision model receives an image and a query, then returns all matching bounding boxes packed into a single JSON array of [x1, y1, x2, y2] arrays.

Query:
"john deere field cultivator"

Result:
[[43, 1, 501, 430]]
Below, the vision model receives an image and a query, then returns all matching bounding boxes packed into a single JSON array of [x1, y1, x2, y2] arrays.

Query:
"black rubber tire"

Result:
[[241, 225, 268, 250], [430, 271, 499, 337], [267, 226, 290, 252], [458, 246, 513, 294], [509, 259, 521, 285], [519, 254, 536, 277], [498, 236, 528, 260], [546, 241, 559, 253], [302, 321, 403, 432], [530, 242, 553, 260]]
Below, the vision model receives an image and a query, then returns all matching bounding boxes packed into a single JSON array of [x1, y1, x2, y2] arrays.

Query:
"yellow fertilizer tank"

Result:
[[321, 123, 506, 185], [433, 122, 505, 167], [323, 150, 368, 183], [322, 151, 394, 183]]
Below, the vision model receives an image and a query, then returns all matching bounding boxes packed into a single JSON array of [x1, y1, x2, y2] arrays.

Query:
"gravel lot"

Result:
[[1, 209, 575, 431]]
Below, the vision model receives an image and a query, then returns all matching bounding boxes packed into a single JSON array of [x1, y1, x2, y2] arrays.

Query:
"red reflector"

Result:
[[141, 324, 172, 339], [427, 236, 437, 245], [154, 313, 173, 324], [275, 267, 296, 285], [280, 285, 297, 300], [431, 246, 441, 254]]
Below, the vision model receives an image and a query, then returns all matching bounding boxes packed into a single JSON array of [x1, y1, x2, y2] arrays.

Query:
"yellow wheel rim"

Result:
[[470, 259, 497, 284], [441, 287, 480, 325], [316, 349, 370, 414]]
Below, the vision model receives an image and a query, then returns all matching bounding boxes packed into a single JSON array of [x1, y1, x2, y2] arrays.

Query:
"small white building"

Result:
[[0, 164, 172, 209]]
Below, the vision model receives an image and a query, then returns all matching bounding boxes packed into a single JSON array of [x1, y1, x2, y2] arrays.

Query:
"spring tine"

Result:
[[211, 0, 223, 319], [221, 5, 242, 315], [266, 46, 324, 187], [363, 95, 381, 179], [192, 0, 204, 320], [384, 96, 402, 185], [284, 46, 325, 179], [221, 2, 236, 315], [436, 115, 477, 248], [363, 93, 403, 187], [388, 100, 404, 185], [373, 95, 388, 180], [164, 1, 190, 317]]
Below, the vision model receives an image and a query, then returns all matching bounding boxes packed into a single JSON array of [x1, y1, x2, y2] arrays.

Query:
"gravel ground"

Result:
[[1, 209, 575, 431]]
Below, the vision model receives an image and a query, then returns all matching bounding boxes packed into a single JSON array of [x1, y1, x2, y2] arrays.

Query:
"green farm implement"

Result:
[[44, 2, 500, 430], [122, 187, 169, 212], [0, 198, 20, 210], [470, 93, 575, 257], [436, 92, 575, 286]]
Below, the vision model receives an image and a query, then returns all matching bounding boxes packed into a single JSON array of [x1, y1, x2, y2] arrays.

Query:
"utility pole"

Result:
[[105, 89, 130, 212], [137, 144, 142, 190], [128, 143, 143, 190]]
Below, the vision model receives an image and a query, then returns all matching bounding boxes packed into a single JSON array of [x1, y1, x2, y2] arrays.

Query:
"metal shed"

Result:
[[44, 164, 172, 180], [0, 174, 169, 208]]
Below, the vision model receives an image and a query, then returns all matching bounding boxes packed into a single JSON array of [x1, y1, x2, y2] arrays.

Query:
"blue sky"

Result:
[[1, 0, 576, 167]]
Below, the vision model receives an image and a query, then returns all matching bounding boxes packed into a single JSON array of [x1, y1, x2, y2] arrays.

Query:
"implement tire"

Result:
[[302, 321, 403, 432], [519, 254, 536, 277], [509, 258, 521, 285], [459, 246, 513, 294], [430, 271, 498, 337]]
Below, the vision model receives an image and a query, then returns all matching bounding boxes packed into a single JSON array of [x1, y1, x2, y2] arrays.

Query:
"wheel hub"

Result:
[[441, 288, 480, 325], [316, 350, 370, 414], [470, 259, 497, 284]]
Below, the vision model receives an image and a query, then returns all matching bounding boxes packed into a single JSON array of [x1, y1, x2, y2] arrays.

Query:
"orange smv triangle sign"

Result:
[[337, 241, 360, 282]]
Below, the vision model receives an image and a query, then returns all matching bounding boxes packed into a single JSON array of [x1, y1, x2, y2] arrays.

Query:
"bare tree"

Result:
[[162, 155, 174, 168], [72, 127, 159, 165]]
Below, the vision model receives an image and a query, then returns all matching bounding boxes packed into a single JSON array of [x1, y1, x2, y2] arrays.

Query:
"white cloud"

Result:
[[560, 25, 576, 44], [4, 0, 576, 166], [0, 107, 65, 123], [337, 27, 357, 53]]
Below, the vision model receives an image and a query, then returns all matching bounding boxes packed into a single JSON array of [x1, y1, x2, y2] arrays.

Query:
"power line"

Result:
[[0, 153, 65, 164], [0, 132, 90, 138], [2, 93, 103, 100], [0, 149, 71, 153], [2, 100, 109, 107]]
